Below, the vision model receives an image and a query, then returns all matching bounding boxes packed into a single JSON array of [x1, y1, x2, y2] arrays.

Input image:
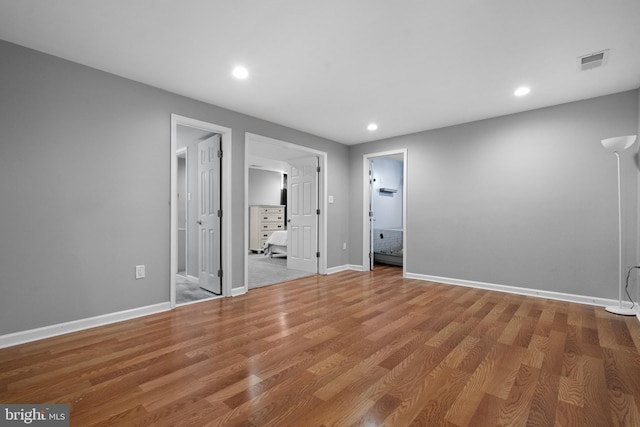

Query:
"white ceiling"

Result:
[[1, 0, 638, 145]]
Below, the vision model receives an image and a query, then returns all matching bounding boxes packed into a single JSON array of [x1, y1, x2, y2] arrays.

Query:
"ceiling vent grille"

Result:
[[578, 49, 609, 71]]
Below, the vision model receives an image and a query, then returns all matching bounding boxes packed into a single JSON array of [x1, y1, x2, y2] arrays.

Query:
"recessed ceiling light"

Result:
[[232, 66, 249, 79], [514, 86, 531, 96], [367, 123, 378, 131]]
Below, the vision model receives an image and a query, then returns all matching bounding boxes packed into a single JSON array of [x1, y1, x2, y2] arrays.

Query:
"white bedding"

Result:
[[264, 230, 287, 257], [265, 230, 288, 246]]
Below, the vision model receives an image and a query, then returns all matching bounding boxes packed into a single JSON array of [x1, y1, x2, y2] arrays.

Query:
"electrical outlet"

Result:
[[135, 265, 145, 279], [343, 242, 347, 250]]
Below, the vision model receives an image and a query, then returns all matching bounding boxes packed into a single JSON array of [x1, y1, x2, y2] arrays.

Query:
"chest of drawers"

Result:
[[249, 205, 285, 252]]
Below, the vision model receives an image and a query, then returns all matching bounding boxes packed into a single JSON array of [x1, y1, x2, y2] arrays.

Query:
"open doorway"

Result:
[[173, 126, 221, 304], [244, 133, 327, 290], [363, 149, 407, 276], [170, 115, 232, 307]]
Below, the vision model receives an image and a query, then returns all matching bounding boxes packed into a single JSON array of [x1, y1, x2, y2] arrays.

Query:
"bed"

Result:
[[264, 230, 288, 257]]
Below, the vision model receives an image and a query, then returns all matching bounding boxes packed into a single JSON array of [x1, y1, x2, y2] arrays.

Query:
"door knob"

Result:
[[197, 220, 202, 225], [287, 219, 291, 223]]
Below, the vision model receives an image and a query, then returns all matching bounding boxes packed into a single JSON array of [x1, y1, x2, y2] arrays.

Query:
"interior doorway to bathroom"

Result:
[[363, 149, 407, 275]]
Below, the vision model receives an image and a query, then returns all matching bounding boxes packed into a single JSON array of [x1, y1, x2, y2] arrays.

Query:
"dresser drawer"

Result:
[[260, 213, 284, 222], [260, 206, 284, 214], [261, 222, 284, 231]]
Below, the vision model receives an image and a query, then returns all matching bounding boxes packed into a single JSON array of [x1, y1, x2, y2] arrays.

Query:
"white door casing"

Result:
[[171, 114, 232, 307], [287, 156, 319, 273], [368, 160, 375, 270], [362, 149, 408, 276], [198, 135, 222, 294]]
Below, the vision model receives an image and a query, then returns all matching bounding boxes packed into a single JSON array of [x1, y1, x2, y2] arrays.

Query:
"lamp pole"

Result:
[[602, 135, 637, 316]]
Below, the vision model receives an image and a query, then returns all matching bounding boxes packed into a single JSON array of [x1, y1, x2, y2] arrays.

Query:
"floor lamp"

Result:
[[601, 135, 637, 315]]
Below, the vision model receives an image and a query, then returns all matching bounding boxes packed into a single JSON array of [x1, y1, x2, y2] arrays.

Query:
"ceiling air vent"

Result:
[[578, 49, 609, 71]]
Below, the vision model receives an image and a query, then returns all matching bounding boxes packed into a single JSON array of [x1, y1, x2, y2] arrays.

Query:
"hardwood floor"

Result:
[[2, 265, 640, 426]]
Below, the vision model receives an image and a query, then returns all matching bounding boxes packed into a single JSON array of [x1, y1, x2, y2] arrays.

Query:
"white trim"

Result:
[[0, 303, 171, 349], [244, 132, 328, 292], [244, 139, 249, 295], [406, 272, 620, 307], [362, 149, 408, 276], [231, 287, 248, 297], [171, 114, 233, 308], [176, 295, 223, 307], [221, 133, 233, 295], [176, 147, 188, 280], [326, 264, 365, 274]]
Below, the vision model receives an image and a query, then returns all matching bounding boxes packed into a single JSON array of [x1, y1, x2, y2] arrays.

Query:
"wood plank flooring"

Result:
[[2, 265, 640, 426]]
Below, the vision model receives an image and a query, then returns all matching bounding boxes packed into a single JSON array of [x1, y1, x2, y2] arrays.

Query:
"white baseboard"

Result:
[[0, 302, 171, 349], [230, 287, 247, 297], [3, 272, 633, 350], [405, 272, 621, 308], [326, 264, 364, 274]]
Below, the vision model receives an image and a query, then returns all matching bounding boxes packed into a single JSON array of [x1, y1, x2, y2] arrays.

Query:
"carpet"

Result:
[[176, 276, 218, 304], [248, 253, 314, 289], [175, 255, 314, 303]]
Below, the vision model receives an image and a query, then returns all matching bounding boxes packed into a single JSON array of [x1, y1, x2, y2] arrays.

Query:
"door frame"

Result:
[[362, 149, 408, 276], [176, 147, 188, 277], [244, 132, 327, 292], [170, 114, 232, 308]]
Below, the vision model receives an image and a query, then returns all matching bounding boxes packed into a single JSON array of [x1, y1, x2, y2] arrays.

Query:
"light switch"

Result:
[[328, 195, 334, 204], [135, 265, 145, 279]]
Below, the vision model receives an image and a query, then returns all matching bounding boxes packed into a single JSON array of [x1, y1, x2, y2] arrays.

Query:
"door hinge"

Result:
[[217, 150, 223, 158], [316, 166, 320, 173], [316, 252, 320, 258], [217, 209, 223, 218], [316, 208, 320, 215], [217, 269, 223, 278]]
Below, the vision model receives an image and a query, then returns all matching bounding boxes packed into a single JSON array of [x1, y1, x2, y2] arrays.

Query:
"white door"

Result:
[[287, 156, 318, 273], [198, 135, 222, 294]]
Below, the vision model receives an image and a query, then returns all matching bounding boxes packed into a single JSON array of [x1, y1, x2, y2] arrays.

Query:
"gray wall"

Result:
[[177, 157, 186, 272], [349, 90, 639, 300], [0, 40, 349, 335], [177, 157, 187, 229], [2, 37, 635, 338], [248, 168, 283, 206], [185, 139, 199, 278]]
